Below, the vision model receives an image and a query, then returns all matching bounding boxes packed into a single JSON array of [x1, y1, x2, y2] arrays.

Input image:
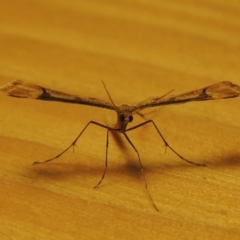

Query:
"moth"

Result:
[[1, 80, 240, 210]]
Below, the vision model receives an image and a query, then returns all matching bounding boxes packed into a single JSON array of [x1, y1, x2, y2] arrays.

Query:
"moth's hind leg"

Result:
[[33, 121, 115, 165], [126, 120, 205, 167]]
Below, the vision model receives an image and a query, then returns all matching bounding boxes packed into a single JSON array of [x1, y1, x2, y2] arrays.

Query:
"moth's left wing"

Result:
[[0, 80, 115, 110]]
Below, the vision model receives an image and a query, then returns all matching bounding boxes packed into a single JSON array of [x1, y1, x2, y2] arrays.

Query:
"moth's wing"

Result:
[[134, 81, 240, 111], [0, 80, 115, 110]]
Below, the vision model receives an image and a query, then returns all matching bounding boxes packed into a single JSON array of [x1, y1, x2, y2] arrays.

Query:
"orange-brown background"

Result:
[[0, 1, 240, 239]]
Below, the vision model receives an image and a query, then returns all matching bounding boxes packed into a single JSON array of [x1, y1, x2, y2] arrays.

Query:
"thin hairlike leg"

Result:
[[93, 129, 111, 188], [33, 121, 118, 165], [123, 132, 159, 211], [126, 120, 205, 166]]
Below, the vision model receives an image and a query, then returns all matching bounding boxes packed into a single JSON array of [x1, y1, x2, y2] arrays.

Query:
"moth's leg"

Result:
[[123, 132, 159, 211], [33, 121, 117, 165], [127, 120, 205, 166], [93, 129, 111, 188]]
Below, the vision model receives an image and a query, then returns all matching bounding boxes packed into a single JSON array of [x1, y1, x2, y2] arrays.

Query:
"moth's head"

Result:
[[116, 107, 134, 132]]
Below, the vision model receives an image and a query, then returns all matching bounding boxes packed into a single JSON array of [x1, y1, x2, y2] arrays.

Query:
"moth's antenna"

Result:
[[151, 89, 175, 103], [136, 89, 175, 114], [102, 81, 119, 110]]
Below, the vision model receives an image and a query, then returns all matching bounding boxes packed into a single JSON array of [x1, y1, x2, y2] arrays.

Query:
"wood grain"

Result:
[[0, 1, 240, 239]]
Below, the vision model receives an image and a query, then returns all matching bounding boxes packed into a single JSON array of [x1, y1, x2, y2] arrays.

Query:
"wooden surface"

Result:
[[1, 1, 240, 239]]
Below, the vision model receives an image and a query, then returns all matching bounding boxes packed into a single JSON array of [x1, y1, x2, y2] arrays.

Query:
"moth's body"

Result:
[[1, 80, 240, 211]]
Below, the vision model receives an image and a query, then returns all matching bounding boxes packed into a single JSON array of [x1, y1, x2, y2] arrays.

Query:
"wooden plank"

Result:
[[0, 1, 240, 239]]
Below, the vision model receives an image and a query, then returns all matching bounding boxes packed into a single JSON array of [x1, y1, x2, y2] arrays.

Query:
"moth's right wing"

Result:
[[0, 80, 115, 110], [134, 81, 240, 111]]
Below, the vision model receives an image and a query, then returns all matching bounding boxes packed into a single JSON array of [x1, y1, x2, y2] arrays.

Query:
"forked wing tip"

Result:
[[0, 80, 24, 92]]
